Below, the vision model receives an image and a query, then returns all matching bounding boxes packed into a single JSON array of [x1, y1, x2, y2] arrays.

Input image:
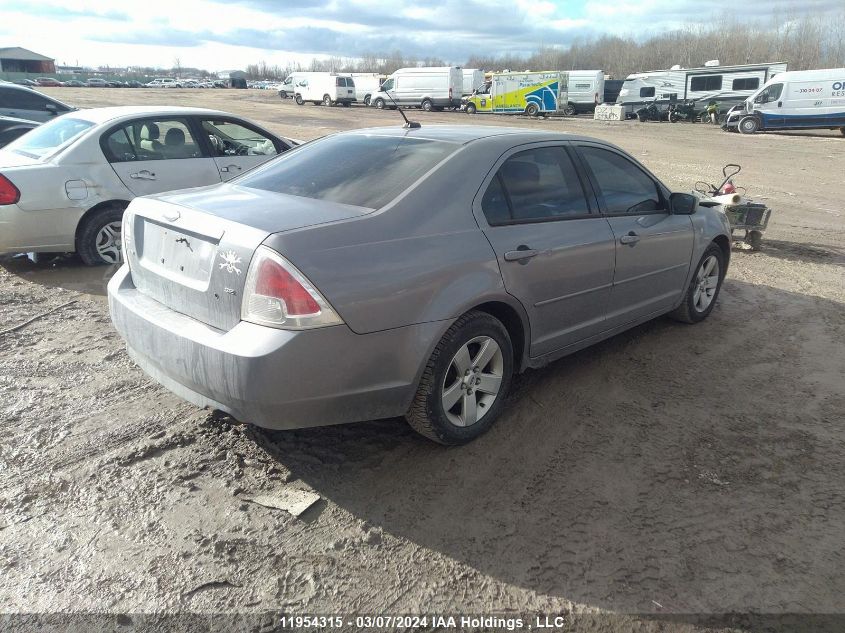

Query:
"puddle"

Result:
[[0, 254, 119, 298]]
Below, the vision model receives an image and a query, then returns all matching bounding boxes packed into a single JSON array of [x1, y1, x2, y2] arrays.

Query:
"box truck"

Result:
[[723, 68, 845, 134], [370, 67, 463, 111], [462, 71, 569, 116]]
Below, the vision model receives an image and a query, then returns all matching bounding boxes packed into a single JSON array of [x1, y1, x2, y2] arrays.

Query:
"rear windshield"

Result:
[[6, 117, 94, 159], [236, 134, 458, 209]]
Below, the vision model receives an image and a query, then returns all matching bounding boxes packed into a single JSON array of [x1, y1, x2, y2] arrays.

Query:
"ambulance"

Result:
[[723, 68, 845, 134], [463, 71, 569, 116]]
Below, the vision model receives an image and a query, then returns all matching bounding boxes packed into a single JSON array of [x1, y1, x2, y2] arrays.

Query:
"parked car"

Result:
[[146, 78, 181, 88], [107, 125, 732, 445], [0, 106, 296, 265], [126, 80, 144, 88], [0, 83, 76, 122], [35, 77, 64, 87], [14, 79, 38, 87], [0, 115, 39, 148], [86, 78, 109, 88], [63, 80, 87, 88]]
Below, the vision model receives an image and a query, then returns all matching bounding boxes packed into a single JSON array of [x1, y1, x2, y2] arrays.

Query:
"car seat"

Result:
[[139, 123, 163, 153]]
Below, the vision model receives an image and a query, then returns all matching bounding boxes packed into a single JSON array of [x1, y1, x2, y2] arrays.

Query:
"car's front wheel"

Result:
[[406, 311, 513, 445], [78, 205, 125, 266], [669, 244, 725, 324]]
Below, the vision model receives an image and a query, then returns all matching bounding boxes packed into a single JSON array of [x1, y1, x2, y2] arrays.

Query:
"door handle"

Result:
[[220, 164, 242, 173], [129, 170, 156, 180], [620, 231, 640, 245], [504, 247, 540, 262]]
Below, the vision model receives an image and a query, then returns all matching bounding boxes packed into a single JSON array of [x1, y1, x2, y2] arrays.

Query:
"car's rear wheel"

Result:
[[78, 206, 125, 266], [406, 311, 513, 445], [363, 95, 371, 106], [421, 98, 433, 112], [323, 94, 333, 106], [669, 244, 725, 324], [563, 103, 576, 116]]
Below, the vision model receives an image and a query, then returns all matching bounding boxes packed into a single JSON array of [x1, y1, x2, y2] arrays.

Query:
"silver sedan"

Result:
[[108, 125, 732, 444]]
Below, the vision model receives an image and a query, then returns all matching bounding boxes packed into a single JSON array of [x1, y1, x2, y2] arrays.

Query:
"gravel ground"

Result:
[[1, 88, 844, 632]]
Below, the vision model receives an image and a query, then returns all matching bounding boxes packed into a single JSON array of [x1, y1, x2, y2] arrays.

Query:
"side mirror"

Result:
[[670, 192, 697, 215]]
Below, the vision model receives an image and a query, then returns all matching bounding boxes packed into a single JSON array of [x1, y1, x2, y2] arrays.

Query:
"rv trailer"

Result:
[[616, 61, 788, 118]]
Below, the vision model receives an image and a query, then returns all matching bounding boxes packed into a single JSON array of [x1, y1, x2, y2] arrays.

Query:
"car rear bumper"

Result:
[[0, 203, 79, 253], [108, 265, 443, 429]]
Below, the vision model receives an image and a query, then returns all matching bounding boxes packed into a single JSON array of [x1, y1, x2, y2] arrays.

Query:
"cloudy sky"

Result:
[[0, 0, 840, 71]]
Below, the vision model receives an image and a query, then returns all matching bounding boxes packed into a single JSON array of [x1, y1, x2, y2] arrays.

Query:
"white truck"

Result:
[[562, 70, 604, 115], [283, 72, 356, 106], [723, 68, 845, 135], [349, 73, 382, 106], [462, 69, 485, 96], [370, 67, 463, 111]]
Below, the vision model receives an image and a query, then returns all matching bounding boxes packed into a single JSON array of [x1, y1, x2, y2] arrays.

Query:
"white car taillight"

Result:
[[241, 246, 343, 330], [122, 208, 134, 269]]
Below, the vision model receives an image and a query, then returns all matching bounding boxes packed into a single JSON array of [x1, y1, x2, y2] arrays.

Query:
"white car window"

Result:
[[103, 118, 203, 162], [6, 117, 94, 159]]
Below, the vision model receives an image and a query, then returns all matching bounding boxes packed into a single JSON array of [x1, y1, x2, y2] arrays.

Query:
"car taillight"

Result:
[[241, 246, 343, 330], [0, 174, 20, 205]]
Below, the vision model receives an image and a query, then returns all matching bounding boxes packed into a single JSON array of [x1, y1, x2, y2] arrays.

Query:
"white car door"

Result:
[[198, 117, 285, 181], [102, 117, 221, 196]]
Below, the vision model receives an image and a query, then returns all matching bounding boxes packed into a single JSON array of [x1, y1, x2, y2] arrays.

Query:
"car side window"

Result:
[[2, 87, 48, 110], [201, 119, 280, 157], [578, 146, 663, 214], [102, 119, 203, 162], [481, 146, 588, 225]]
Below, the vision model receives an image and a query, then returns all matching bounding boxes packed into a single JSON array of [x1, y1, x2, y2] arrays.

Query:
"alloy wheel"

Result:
[[693, 255, 719, 312], [95, 221, 122, 264], [441, 336, 504, 427]]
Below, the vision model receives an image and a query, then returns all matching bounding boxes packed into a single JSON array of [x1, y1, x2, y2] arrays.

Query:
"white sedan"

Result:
[[0, 106, 295, 264]]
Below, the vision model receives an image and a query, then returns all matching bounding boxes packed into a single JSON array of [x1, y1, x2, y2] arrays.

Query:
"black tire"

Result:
[[278, 91, 287, 100], [323, 94, 332, 107], [746, 230, 763, 251], [739, 116, 759, 134], [421, 98, 433, 112], [294, 94, 304, 105], [637, 111, 647, 122], [465, 102, 477, 114], [406, 311, 514, 445], [363, 95, 371, 107], [374, 98, 385, 109], [525, 103, 539, 117], [563, 103, 576, 116], [77, 205, 126, 266], [669, 111, 678, 123], [669, 244, 726, 324]]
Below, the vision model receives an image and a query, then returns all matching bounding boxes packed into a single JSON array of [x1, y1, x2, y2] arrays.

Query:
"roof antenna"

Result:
[[384, 87, 421, 129]]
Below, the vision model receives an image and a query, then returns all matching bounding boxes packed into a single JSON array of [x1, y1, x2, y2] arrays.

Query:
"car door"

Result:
[[475, 144, 616, 357], [574, 143, 694, 328], [197, 117, 287, 181], [101, 117, 222, 197]]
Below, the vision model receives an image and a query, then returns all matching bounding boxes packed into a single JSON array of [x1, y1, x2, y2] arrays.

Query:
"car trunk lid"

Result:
[[125, 185, 368, 331]]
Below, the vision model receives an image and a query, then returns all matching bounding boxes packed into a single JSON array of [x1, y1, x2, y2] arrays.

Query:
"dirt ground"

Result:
[[1, 88, 844, 631]]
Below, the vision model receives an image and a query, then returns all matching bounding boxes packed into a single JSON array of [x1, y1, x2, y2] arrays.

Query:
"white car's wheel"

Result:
[[78, 206, 125, 266]]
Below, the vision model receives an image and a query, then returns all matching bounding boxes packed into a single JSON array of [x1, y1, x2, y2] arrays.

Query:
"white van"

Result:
[[347, 73, 381, 106], [462, 69, 485, 96], [289, 73, 356, 106], [370, 67, 463, 111], [563, 70, 604, 115], [723, 68, 845, 135]]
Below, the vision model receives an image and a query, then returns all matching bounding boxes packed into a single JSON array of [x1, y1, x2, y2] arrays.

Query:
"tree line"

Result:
[[245, 12, 845, 81]]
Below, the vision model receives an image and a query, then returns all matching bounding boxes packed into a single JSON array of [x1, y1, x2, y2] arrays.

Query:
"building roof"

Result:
[[0, 47, 54, 62]]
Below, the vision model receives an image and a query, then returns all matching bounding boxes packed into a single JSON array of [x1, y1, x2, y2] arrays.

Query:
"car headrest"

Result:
[[165, 128, 185, 146], [140, 123, 160, 141]]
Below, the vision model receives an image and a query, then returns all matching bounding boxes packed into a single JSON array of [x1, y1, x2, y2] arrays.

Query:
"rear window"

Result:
[[6, 117, 94, 159], [236, 134, 458, 209]]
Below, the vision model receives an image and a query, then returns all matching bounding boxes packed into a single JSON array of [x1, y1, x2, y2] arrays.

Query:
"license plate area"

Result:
[[138, 219, 218, 291]]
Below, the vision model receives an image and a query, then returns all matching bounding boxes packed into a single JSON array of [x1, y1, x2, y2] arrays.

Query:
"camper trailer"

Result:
[[723, 68, 845, 134], [616, 61, 788, 118], [463, 71, 568, 116]]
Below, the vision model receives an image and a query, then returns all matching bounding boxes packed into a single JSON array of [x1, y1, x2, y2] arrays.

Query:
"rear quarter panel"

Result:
[[262, 142, 511, 335]]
